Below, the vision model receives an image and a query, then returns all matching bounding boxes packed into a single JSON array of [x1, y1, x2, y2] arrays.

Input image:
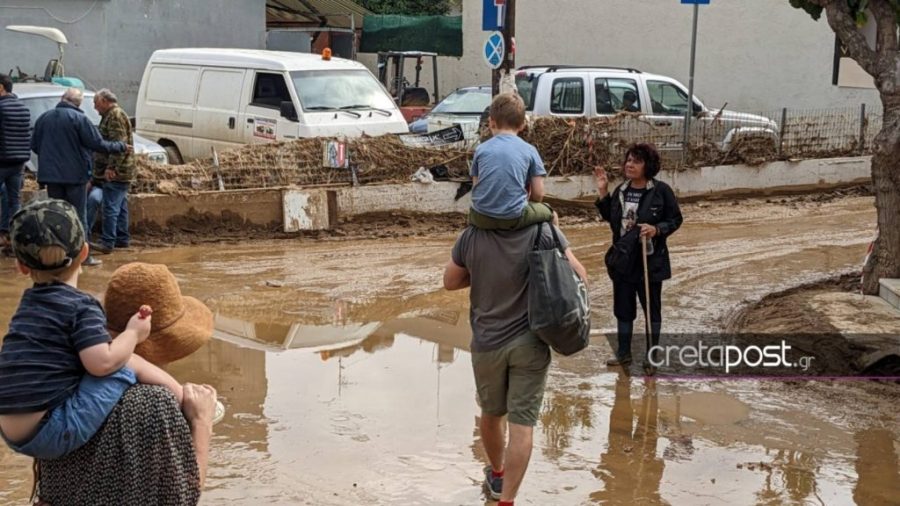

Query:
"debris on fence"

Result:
[[134, 136, 471, 194], [133, 106, 878, 194]]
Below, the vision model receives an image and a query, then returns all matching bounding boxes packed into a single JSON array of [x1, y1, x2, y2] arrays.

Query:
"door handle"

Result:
[[247, 118, 255, 124], [654, 121, 672, 127], [228, 117, 236, 129]]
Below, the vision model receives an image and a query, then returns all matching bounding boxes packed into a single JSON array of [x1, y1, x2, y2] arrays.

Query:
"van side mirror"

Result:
[[693, 102, 703, 115], [280, 101, 298, 122]]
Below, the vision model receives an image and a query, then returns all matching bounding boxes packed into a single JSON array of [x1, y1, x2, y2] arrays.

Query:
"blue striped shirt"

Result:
[[0, 283, 111, 414]]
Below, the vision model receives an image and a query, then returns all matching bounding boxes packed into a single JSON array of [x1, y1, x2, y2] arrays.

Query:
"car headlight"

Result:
[[148, 152, 169, 165]]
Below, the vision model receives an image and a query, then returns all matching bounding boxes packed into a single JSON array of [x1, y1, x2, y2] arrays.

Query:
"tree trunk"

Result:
[[862, 94, 900, 294]]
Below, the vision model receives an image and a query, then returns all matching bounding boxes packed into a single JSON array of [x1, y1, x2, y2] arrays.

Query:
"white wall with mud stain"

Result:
[[334, 156, 872, 216], [129, 156, 872, 229]]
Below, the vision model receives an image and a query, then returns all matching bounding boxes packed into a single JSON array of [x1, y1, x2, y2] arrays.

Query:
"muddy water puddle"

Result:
[[1, 196, 898, 505]]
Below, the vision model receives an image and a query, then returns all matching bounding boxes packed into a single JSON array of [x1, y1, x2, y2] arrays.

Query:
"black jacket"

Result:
[[596, 179, 683, 282], [0, 94, 32, 167], [32, 102, 125, 185]]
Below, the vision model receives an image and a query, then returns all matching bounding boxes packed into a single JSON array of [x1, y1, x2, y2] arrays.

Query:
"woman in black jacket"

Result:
[[594, 143, 683, 367]]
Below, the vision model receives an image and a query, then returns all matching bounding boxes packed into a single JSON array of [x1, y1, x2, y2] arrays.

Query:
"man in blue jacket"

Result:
[[31, 87, 128, 266], [0, 74, 31, 256]]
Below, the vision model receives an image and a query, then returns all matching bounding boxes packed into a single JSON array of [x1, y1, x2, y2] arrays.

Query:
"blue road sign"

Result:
[[483, 31, 505, 69], [483, 0, 506, 31], [681, 0, 710, 4]]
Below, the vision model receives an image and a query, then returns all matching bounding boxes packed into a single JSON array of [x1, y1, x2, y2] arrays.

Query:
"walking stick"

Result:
[[641, 236, 655, 375]]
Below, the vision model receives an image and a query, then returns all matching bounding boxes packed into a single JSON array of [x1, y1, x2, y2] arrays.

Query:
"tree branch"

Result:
[[869, 0, 899, 74], [814, 0, 881, 76]]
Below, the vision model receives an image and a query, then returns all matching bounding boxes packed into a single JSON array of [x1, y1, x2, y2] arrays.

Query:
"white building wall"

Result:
[[362, 0, 880, 113]]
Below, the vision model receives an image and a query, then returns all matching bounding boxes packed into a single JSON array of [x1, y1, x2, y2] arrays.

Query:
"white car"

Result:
[[410, 86, 491, 141], [516, 66, 778, 151], [16, 83, 168, 171], [136, 48, 409, 163]]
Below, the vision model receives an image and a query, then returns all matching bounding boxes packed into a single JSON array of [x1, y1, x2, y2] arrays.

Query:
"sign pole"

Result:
[[485, 0, 514, 96], [682, 3, 699, 160], [501, 0, 516, 94]]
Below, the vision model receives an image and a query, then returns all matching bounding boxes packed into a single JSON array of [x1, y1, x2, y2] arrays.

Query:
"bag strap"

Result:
[[532, 222, 564, 253]]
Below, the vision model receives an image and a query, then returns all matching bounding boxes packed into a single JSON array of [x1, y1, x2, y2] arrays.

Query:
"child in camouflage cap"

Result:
[[0, 198, 184, 460]]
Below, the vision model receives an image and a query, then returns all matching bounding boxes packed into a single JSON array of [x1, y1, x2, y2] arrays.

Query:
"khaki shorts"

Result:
[[471, 332, 551, 426]]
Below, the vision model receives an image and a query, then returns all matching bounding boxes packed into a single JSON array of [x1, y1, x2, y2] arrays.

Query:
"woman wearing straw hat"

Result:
[[34, 263, 224, 505], [594, 143, 683, 369]]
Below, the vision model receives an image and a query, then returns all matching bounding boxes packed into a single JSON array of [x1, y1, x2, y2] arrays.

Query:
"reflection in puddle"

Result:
[[591, 375, 665, 505]]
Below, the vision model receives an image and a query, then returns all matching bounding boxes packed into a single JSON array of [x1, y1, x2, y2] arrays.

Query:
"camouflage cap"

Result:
[[10, 199, 85, 271]]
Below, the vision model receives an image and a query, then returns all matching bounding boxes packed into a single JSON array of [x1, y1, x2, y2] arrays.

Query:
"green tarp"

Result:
[[360, 15, 463, 56]]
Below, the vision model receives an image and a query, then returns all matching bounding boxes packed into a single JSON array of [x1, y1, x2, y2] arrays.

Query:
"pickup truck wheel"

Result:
[[163, 145, 184, 165]]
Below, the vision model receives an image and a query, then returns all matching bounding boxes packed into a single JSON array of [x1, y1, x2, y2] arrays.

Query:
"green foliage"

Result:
[[789, 0, 823, 20], [360, 0, 452, 15], [790, 0, 900, 26]]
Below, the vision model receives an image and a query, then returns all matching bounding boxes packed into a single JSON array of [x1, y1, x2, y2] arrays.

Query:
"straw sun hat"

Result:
[[104, 263, 214, 365]]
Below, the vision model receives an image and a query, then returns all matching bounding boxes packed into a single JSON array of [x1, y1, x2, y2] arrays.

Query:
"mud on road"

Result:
[[1, 190, 897, 505], [128, 185, 873, 247]]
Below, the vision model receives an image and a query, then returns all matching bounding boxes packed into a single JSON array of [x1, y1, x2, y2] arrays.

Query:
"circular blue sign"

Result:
[[483, 31, 505, 69]]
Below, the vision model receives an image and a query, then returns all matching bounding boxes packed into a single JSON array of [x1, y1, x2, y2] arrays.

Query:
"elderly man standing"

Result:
[[31, 88, 127, 266], [0, 74, 31, 256], [88, 89, 134, 254]]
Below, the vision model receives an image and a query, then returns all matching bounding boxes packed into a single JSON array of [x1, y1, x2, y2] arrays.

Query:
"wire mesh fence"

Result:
[[133, 105, 878, 194], [132, 135, 471, 194], [523, 105, 879, 176]]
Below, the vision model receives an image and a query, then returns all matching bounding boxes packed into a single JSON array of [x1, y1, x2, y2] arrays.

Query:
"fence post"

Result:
[[858, 103, 867, 155], [777, 107, 787, 157]]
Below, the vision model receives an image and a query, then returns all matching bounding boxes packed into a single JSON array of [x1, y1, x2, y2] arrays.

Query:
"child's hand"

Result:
[[126, 310, 152, 343]]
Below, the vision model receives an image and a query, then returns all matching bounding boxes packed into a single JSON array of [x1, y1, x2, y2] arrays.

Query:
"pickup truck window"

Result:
[[647, 80, 690, 116], [252, 73, 292, 109], [516, 73, 535, 111], [608, 78, 640, 113], [595, 79, 615, 114], [550, 77, 584, 114]]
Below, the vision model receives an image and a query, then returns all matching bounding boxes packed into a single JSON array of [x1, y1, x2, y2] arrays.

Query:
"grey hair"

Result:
[[61, 87, 84, 107], [95, 88, 118, 104]]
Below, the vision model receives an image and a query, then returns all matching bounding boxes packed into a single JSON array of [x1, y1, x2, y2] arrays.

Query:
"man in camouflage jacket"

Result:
[[89, 89, 134, 254]]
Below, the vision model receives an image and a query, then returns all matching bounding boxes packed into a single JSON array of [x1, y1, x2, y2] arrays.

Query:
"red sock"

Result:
[[498, 501, 514, 506], [491, 468, 504, 479]]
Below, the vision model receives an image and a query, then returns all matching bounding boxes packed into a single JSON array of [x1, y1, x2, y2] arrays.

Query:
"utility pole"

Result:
[[682, 0, 706, 162], [492, 0, 516, 95]]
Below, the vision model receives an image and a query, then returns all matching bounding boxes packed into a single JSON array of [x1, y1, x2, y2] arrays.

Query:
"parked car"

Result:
[[408, 86, 492, 137], [15, 83, 168, 172], [136, 48, 409, 163], [515, 66, 778, 151]]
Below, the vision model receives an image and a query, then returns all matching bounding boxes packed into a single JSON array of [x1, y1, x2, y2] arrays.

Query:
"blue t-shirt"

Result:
[[0, 283, 111, 414], [470, 134, 547, 220]]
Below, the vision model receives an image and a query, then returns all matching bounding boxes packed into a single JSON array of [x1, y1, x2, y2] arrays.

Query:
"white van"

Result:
[[135, 48, 409, 163]]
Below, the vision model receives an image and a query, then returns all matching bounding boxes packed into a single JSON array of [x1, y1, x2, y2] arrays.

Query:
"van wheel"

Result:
[[163, 145, 184, 165]]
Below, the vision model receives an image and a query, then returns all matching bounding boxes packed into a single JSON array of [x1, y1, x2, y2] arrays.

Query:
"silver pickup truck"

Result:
[[516, 65, 778, 152], [16, 83, 169, 171]]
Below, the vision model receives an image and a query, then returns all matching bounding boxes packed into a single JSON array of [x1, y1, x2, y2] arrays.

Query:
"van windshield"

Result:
[[291, 70, 396, 112]]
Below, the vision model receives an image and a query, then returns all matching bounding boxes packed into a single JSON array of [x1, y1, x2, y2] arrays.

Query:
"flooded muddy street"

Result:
[[1, 195, 897, 505]]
